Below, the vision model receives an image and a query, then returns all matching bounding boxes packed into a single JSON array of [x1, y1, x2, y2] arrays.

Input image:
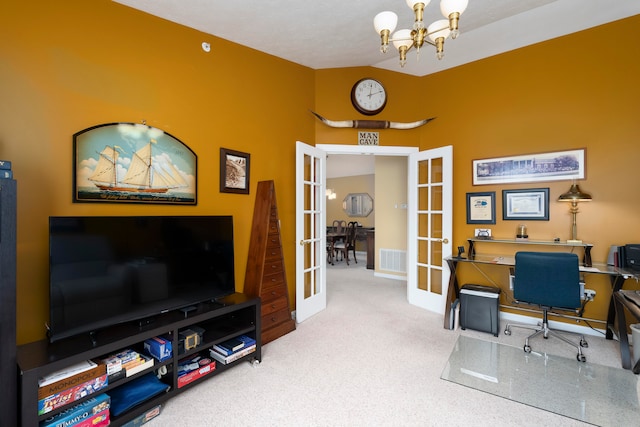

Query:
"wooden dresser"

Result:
[[244, 180, 296, 345]]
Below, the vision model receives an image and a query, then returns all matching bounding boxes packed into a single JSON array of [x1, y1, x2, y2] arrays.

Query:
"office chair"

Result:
[[504, 251, 588, 362]]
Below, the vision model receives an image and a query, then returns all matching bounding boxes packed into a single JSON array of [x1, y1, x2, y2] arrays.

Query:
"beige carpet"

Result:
[[150, 258, 635, 426]]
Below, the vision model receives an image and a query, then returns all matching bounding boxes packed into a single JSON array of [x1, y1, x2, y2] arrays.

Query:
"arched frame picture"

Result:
[[73, 123, 197, 204]]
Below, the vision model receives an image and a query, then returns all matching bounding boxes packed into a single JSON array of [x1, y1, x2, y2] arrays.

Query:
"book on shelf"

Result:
[[38, 361, 107, 402], [41, 393, 110, 427], [38, 371, 108, 415], [125, 354, 155, 377], [38, 360, 98, 388], [214, 337, 244, 354], [212, 335, 256, 356], [209, 344, 256, 365], [75, 409, 110, 427]]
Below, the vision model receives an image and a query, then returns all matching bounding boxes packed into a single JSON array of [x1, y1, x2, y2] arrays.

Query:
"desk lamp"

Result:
[[558, 181, 592, 243]]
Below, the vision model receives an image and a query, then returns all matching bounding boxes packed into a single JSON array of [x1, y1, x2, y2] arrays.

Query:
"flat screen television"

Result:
[[48, 215, 235, 343]]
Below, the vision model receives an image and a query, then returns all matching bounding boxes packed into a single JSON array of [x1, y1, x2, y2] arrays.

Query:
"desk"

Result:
[[613, 290, 640, 372], [467, 238, 593, 266], [444, 254, 638, 347]]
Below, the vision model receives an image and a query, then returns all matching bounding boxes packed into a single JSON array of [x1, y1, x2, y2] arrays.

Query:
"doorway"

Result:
[[295, 143, 452, 323]]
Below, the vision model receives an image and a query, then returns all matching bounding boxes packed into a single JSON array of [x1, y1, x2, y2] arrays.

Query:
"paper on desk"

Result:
[[579, 266, 600, 272]]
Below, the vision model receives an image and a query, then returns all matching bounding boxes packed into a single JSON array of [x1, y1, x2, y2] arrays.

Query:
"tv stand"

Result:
[[138, 316, 157, 327], [209, 301, 226, 310], [18, 293, 261, 426]]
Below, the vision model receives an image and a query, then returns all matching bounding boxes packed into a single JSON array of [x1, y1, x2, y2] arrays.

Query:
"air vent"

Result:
[[379, 249, 406, 272]]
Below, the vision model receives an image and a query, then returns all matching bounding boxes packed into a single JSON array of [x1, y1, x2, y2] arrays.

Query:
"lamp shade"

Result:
[[428, 19, 451, 41], [374, 11, 398, 33], [440, 0, 469, 17], [558, 183, 592, 202], [406, 0, 431, 9], [392, 29, 414, 49]]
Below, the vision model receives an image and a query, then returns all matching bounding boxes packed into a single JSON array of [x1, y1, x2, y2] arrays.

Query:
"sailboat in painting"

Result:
[[89, 140, 187, 193]]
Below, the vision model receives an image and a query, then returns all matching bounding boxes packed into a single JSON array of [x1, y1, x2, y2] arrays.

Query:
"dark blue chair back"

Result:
[[513, 251, 581, 310]]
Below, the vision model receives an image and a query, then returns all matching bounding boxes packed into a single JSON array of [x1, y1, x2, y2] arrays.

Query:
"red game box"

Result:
[[177, 360, 216, 388]]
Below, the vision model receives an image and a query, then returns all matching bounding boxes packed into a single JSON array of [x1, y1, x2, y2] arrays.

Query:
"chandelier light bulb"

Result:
[[440, 0, 468, 38], [374, 11, 398, 53], [440, 0, 468, 16], [406, 0, 429, 30], [428, 19, 450, 59], [393, 29, 414, 67], [374, 11, 398, 34], [406, 0, 431, 8], [392, 29, 414, 49]]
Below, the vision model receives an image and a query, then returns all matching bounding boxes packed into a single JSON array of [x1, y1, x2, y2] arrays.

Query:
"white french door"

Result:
[[407, 145, 453, 314], [295, 141, 327, 323], [294, 143, 452, 322]]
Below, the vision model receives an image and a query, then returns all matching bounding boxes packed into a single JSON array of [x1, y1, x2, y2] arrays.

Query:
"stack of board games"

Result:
[[38, 360, 107, 415], [41, 393, 110, 427]]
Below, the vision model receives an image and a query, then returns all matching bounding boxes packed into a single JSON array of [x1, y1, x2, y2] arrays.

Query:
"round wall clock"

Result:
[[350, 78, 387, 116]]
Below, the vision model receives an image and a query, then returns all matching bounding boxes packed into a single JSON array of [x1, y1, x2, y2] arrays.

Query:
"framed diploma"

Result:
[[502, 188, 549, 220], [466, 191, 496, 224]]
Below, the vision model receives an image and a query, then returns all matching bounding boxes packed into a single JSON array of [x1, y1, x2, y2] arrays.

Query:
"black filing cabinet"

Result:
[[459, 284, 501, 336]]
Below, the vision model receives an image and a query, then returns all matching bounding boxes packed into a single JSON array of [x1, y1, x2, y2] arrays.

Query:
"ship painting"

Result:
[[74, 123, 197, 204], [89, 140, 187, 193]]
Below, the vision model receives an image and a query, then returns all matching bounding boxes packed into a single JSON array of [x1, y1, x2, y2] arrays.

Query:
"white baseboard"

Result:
[[373, 272, 407, 281]]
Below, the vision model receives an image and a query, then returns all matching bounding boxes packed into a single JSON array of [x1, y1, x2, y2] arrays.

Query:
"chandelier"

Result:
[[374, 0, 469, 67]]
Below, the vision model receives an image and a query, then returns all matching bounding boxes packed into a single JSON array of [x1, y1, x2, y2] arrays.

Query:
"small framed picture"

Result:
[[466, 192, 496, 224], [220, 148, 250, 194], [502, 188, 549, 220]]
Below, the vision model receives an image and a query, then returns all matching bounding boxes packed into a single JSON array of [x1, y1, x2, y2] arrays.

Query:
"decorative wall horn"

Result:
[[311, 111, 435, 130]]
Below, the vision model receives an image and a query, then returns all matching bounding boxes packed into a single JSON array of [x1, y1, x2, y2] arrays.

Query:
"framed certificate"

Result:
[[466, 192, 496, 224], [502, 188, 549, 220]]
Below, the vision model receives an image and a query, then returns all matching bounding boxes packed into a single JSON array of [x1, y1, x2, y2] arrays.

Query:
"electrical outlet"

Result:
[[584, 289, 596, 301]]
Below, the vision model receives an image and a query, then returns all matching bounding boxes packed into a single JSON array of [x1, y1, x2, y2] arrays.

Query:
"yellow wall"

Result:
[[326, 175, 375, 228], [374, 156, 408, 276], [2, 1, 640, 344], [315, 18, 640, 262], [1, 1, 314, 344], [314, 16, 640, 325]]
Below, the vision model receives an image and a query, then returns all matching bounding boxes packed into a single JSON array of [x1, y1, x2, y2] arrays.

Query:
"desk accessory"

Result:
[[558, 181, 592, 243]]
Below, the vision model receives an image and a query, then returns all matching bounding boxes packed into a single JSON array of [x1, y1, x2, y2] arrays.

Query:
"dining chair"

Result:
[[332, 220, 346, 234], [334, 221, 358, 265]]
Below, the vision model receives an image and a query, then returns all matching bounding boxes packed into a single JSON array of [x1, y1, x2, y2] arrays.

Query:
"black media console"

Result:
[[17, 293, 261, 426]]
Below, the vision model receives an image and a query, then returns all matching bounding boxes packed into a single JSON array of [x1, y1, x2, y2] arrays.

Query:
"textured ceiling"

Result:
[[114, 0, 640, 76]]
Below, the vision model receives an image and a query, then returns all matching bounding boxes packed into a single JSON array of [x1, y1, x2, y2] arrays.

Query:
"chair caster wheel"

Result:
[[577, 354, 586, 362], [504, 329, 511, 336], [580, 339, 588, 348], [524, 345, 531, 353]]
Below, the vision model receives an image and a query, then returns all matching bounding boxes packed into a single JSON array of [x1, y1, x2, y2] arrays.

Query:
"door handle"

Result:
[[438, 238, 449, 244], [299, 240, 311, 246]]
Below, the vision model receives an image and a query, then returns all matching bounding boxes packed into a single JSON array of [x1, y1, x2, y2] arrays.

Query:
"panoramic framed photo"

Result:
[[466, 191, 496, 224], [502, 188, 549, 220], [220, 147, 250, 194], [472, 148, 585, 185]]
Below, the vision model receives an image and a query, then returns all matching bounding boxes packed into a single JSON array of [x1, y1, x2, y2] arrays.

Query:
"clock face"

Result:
[[351, 78, 387, 116]]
